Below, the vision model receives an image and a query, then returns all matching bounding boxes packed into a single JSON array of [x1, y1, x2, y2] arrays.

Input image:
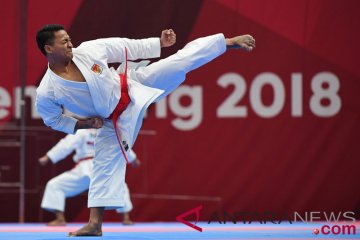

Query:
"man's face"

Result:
[[46, 30, 73, 60]]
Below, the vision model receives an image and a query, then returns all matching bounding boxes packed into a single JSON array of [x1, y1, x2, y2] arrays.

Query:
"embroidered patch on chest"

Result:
[[91, 64, 103, 74]]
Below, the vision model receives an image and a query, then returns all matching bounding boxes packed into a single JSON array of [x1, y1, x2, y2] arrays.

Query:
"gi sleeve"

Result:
[[127, 149, 137, 163], [47, 132, 85, 164], [79, 37, 161, 63], [36, 94, 78, 134]]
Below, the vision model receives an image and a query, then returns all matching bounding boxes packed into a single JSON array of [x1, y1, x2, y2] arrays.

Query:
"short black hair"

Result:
[[36, 24, 65, 56]]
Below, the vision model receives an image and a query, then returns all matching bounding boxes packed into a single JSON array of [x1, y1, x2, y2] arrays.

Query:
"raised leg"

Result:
[[129, 33, 255, 101], [129, 33, 227, 100]]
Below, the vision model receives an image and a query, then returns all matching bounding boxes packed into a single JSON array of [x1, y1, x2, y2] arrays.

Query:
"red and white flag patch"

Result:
[[91, 64, 103, 74]]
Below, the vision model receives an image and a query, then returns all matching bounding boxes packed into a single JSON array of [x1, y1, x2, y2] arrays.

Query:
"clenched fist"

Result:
[[87, 117, 103, 128], [75, 117, 103, 131], [160, 29, 176, 48]]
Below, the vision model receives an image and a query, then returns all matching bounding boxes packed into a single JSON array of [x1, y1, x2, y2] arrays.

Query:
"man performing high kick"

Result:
[[35, 24, 255, 236]]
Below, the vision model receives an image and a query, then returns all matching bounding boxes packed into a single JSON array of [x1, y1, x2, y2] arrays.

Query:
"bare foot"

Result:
[[68, 223, 102, 237], [47, 219, 66, 226], [122, 219, 134, 225], [122, 212, 133, 225], [226, 35, 256, 51]]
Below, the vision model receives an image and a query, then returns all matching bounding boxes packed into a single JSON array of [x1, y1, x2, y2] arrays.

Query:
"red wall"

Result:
[[1, 0, 359, 222]]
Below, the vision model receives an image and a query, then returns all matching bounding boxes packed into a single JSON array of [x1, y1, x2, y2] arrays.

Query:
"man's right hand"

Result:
[[39, 155, 50, 166], [75, 117, 103, 130], [87, 117, 103, 128]]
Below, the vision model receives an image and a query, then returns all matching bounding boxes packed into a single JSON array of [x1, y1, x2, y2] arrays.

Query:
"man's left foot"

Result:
[[68, 223, 102, 237]]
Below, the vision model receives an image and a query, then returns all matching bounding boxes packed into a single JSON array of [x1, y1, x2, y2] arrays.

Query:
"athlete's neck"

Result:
[[49, 59, 72, 75]]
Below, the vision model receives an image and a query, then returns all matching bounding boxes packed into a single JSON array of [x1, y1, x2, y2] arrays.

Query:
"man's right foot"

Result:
[[122, 219, 134, 225], [122, 213, 134, 225], [47, 219, 66, 226], [226, 35, 256, 51]]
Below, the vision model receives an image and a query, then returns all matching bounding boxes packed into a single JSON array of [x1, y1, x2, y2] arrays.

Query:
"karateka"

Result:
[[35, 24, 255, 236]]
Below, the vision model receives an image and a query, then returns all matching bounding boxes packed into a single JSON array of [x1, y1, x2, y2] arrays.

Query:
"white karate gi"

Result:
[[36, 33, 226, 208], [41, 129, 135, 213]]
